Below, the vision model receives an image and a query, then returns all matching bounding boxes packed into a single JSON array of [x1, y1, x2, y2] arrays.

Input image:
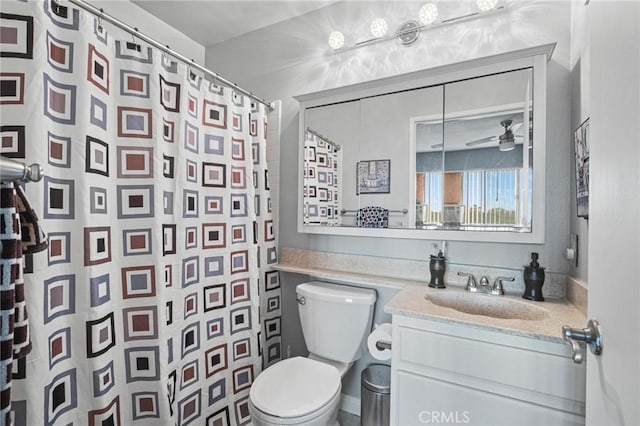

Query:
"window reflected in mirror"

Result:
[[414, 68, 533, 232]]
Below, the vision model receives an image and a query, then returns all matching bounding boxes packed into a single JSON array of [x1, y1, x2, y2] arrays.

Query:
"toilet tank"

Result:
[[297, 281, 377, 363]]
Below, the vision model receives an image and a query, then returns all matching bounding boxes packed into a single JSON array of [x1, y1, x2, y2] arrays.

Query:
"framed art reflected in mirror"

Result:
[[357, 159, 390, 194]]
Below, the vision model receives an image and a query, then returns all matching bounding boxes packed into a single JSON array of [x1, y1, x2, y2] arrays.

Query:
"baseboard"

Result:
[[339, 393, 360, 416]]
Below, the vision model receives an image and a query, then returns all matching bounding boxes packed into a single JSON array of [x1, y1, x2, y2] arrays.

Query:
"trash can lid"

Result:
[[362, 364, 391, 394]]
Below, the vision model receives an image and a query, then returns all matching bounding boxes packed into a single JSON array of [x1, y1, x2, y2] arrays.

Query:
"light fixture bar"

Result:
[[330, 5, 507, 54]]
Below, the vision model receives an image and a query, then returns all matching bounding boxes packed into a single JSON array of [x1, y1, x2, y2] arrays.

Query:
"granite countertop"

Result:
[[274, 262, 424, 289], [385, 284, 586, 343]]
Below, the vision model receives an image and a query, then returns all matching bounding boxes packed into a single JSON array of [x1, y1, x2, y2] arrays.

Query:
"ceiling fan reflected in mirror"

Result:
[[465, 119, 523, 151]]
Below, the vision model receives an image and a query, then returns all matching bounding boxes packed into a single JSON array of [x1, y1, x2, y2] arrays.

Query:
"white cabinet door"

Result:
[[395, 371, 585, 426], [390, 316, 585, 426]]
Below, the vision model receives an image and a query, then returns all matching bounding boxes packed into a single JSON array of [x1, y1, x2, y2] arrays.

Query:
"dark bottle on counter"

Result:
[[523, 252, 545, 301], [428, 250, 446, 288]]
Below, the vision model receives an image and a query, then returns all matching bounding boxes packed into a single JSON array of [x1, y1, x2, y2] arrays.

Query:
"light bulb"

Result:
[[328, 31, 345, 50], [370, 18, 388, 38], [419, 2, 439, 26], [476, 0, 498, 12], [499, 141, 515, 151]]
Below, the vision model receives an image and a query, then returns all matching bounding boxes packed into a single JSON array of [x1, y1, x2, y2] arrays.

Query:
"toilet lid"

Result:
[[250, 356, 341, 418]]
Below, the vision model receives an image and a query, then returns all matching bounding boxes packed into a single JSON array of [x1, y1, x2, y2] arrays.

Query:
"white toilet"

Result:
[[249, 281, 377, 426]]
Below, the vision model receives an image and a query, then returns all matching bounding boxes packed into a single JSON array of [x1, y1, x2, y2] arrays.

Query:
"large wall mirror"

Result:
[[295, 44, 554, 243]]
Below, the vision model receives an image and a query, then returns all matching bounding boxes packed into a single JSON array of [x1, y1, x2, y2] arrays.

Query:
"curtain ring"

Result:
[[189, 59, 198, 81], [97, 8, 104, 32]]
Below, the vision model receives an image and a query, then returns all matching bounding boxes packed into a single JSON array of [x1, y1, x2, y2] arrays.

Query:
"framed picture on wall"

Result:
[[574, 117, 590, 219], [356, 159, 390, 194]]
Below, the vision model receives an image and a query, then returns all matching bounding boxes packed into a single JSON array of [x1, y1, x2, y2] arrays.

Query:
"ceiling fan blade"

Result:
[[466, 136, 497, 147], [510, 121, 524, 133]]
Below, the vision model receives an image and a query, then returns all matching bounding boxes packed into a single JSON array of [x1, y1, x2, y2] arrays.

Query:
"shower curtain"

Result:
[[0, 2, 281, 424], [303, 131, 341, 226]]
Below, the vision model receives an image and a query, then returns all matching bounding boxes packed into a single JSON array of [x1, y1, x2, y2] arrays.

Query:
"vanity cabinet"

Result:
[[390, 315, 586, 426]]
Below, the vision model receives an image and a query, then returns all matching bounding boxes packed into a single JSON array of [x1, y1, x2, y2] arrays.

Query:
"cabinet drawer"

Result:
[[394, 322, 585, 415]]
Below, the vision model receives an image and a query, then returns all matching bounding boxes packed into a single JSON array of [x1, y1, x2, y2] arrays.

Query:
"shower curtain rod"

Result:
[[0, 157, 44, 183], [66, 0, 274, 110], [306, 127, 341, 151]]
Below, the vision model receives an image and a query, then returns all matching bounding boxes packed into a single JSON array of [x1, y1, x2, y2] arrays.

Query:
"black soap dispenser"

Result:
[[523, 252, 545, 301], [428, 250, 446, 288]]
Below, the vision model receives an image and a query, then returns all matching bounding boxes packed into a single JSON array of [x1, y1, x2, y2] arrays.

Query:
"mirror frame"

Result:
[[294, 43, 555, 243]]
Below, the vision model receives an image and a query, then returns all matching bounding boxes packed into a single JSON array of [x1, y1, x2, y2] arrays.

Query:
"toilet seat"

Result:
[[250, 356, 341, 418]]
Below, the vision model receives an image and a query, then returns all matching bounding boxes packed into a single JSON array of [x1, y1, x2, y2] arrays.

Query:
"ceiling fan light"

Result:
[[499, 140, 515, 151]]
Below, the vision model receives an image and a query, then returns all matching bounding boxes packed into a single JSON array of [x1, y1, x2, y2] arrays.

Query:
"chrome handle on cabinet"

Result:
[[562, 319, 602, 364]]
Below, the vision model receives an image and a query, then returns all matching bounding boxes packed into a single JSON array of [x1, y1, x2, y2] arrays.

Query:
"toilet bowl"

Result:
[[249, 357, 342, 426], [248, 282, 377, 426]]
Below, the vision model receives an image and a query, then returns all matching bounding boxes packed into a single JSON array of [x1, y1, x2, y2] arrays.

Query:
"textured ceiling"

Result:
[[131, 0, 338, 46]]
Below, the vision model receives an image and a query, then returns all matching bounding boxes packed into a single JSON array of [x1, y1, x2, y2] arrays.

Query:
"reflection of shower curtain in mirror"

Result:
[[1, 2, 281, 424], [303, 131, 341, 226]]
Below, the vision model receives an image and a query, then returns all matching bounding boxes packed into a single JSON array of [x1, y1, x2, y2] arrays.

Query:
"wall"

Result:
[[205, 0, 572, 403], [88, 0, 205, 63], [417, 146, 525, 172], [206, 0, 572, 272], [568, 0, 589, 282]]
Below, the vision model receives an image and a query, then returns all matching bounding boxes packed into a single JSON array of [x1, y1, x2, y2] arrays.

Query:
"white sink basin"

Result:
[[425, 291, 549, 320]]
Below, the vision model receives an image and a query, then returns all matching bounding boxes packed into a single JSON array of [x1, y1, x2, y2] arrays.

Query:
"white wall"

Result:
[[87, 0, 205, 63]]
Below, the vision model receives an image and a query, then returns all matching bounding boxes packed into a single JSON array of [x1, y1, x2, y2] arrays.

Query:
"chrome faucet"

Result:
[[491, 277, 515, 295], [458, 272, 514, 296], [457, 272, 478, 292], [479, 276, 490, 288]]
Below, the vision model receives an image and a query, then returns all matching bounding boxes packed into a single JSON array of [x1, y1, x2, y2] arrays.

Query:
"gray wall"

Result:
[[205, 0, 572, 272], [89, 0, 205, 63], [568, 1, 590, 282], [205, 0, 573, 400], [417, 145, 525, 172]]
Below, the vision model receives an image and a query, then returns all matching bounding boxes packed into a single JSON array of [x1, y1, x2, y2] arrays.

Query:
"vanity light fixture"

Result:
[[370, 18, 389, 38], [328, 31, 345, 50], [419, 2, 439, 25], [397, 20, 421, 46], [328, 1, 506, 52], [476, 0, 499, 12]]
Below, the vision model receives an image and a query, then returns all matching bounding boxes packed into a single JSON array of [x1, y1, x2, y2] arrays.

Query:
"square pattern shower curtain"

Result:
[[0, 1, 281, 425], [303, 131, 341, 226]]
